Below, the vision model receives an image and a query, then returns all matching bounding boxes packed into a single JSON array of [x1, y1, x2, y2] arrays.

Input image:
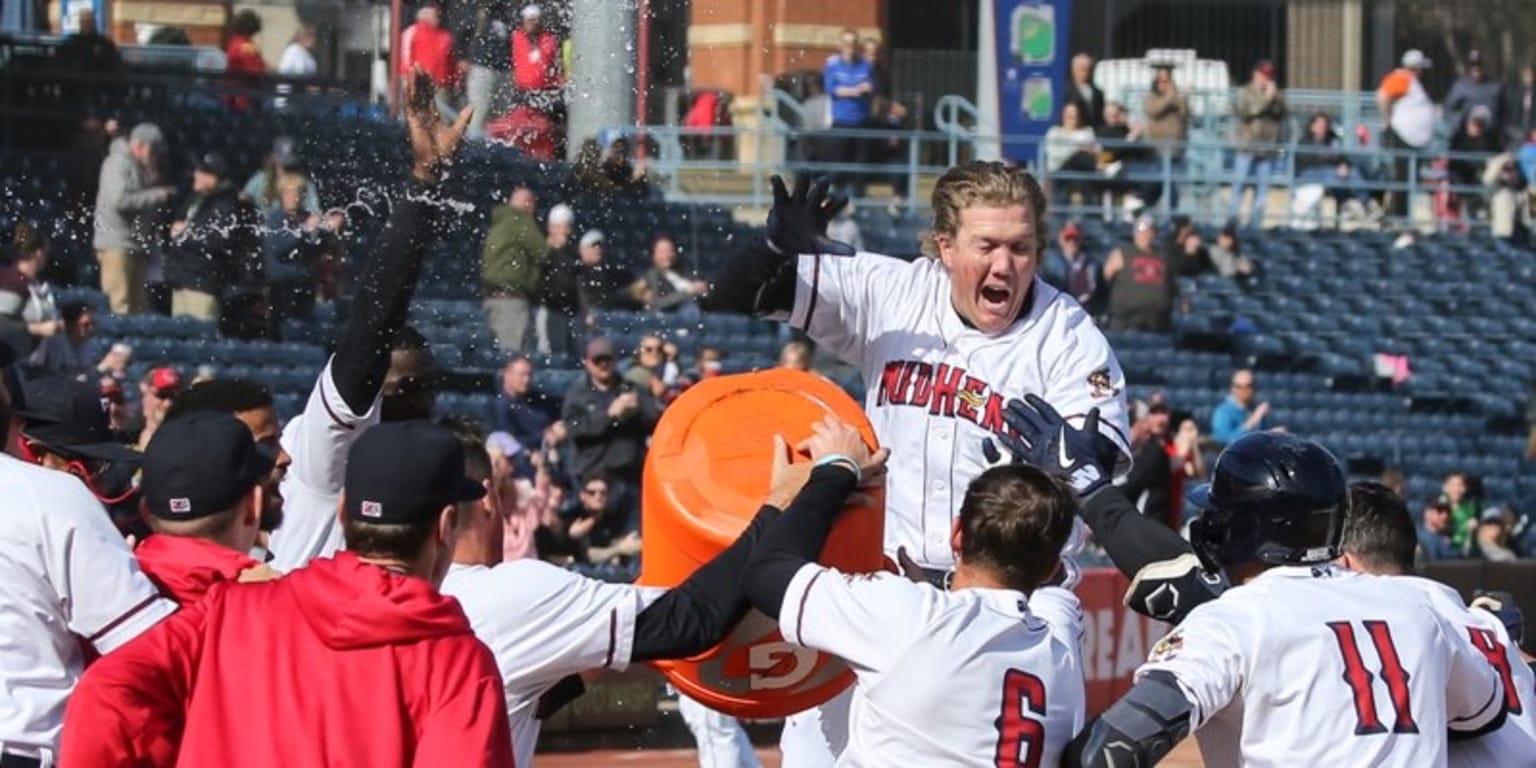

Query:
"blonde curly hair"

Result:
[[920, 161, 1047, 258]]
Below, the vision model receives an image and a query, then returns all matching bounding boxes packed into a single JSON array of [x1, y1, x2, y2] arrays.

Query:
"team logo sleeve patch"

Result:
[[1087, 368, 1120, 399], [1148, 628, 1185, 662]]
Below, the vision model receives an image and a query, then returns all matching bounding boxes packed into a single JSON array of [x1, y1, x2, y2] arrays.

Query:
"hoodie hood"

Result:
[[136, 534, 264, 605], [285, 551, 473, 650]]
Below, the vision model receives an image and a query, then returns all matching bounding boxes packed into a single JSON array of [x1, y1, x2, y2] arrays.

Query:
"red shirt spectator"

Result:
[[401, 5, 458, 87], [511, 7, 560, 91], [225, 35, 265, 76]]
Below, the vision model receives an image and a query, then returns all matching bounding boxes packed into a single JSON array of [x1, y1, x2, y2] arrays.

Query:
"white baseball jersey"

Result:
[[268, 358, 381, 571], [778, 564, 1086, 767], [0, 456, 177, 755], [1396, 575, 1536, 767], [1139, 566, 1505, 768], [441, 560, 663, 767], [786, 253, 1130, 569]]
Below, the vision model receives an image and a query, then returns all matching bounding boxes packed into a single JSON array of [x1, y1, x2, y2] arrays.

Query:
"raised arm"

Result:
[[700, 175, 852, 317]]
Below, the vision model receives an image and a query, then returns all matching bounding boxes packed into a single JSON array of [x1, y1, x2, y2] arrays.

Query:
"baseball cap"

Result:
[[1060, 222, 1081, 240], [1401, 49, 1432, 70], [195, 152, 229, 179], [1133, 214, 1156, 232], [272, 136, 300, 167], [548, 203, 574, 226], [585, 337, 615, 361], [1467, 49, 1484, 67], [344, 421, 485, 525], [1470, 590, 1525, 646], [521, 4, 541, 19], [580, 229, 605, 248], [129, 123, 163, 146], [142, 412, 275, 520], [21, 377, 140, 463], [1254, 59, 1276, 78], [1479, 506, 1508, 523], [150, 366, 182, 396]]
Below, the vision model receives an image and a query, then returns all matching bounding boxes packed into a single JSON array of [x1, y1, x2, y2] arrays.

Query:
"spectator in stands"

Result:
[[1503, 63, 1536, 151], [459, 0, 513, 139], [1052, 222, 1102, 316], [1063, 53, 1105, 128], [243, 137, 322, 217], [862, 37, 890, 101], [824, 28, 875, 192], [1444, 50, 1503, 140], [1043, 102, 1099, 207], [1169, 216, 1212, 277], [1228, 60, 1286, 230], [554, 471, 640, 565], [574, 229, 629, 321], [0, 224, 63, 362], [129, 366, 181, 448], [225, 9, 267, 77], [1103, 215, 1177, 332], [165, 152, 253, 324], [1440, 471, 1480, 551], [866, 97, 914, 214], [57, 8, 120, 74], [561, 337, 660, 526], [1416, 498, 1459, 561], [263, 172, 339, 325], [1472, 506, 1519, 562], [1294, 112, 1376, 223], [1168, 413, 1205, 526], [492, 355, 554, 451], [1097, 101, 1156, 211], [1209, 368, 1272, 445], [94, 123, 175, 315], [1142, 62, 1189, 205], [600, 137, 653, 197], [623, 333, 677, 400], [401, 3, 460, 117], [571, 139, 615, 194], [694, 345, 723, 380], [1377, 50, 1436, 219], [1122, 400, 1172, 524], [32, 302, 96, 378], [825, 199, 864, 252], [511, 4, 561, 106], [276, 23, 318, 77], [534, 203, 579, 357], [482, 186, 545, 352], [636, 235, 708, 315], [779, 340, 811, 371], [1449, 106, 1499, 213], [1206, 222, 1258, 284]]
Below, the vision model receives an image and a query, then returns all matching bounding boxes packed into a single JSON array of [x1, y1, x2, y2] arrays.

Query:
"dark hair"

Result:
[[13, 222, 46, 257], [164, 378, 273, 421], [437, 415, 491, 483], [229, 9, 262, 37], [60, 302, 91, 326], [957, 465, 1078, 591], [392, 325, 430, 352], [1341, 481, 1418, 574], [342, 513, 440, 561], [147, 506, 242, 539], [579, 470, 610, 489]]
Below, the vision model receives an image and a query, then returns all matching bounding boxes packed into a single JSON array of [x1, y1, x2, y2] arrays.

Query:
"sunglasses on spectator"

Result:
[[583, 486, 608, 496], [589, 354, 614, 365], [640, 344, 661, 353]]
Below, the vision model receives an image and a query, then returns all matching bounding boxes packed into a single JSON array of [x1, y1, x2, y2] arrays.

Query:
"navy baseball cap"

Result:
[[21, 377, 139, 463], [142, 412, 275, 520], [344, 421, 484, 525]]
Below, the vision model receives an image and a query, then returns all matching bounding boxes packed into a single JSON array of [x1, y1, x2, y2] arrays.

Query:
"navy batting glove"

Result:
[[982, 394, 1117, 498], [766, 175, 857, 257]]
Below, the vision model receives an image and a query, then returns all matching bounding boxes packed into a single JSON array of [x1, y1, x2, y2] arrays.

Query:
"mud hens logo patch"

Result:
[[875, 360, 1009, 432], [1086, 367, 1119, 399]]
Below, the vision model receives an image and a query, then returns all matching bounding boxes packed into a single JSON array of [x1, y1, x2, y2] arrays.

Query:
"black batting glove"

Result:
[[766, 175, 856, 257], [982, 394, 1118, 498]]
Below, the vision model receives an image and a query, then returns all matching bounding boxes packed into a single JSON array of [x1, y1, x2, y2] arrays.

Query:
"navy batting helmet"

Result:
[[1187, 432, 1348, 572]]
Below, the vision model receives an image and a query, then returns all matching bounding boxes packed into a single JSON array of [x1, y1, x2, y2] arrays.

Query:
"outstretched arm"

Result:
[[1064, 670, 1193, 768], [700, 175, 851, 317]]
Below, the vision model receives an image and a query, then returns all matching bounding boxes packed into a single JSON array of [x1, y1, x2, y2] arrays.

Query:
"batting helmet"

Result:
[[1187, 432, 1348, 572]]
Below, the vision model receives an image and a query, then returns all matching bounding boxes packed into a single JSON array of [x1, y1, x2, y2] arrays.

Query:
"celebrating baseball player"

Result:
[[742, 415, 1086, 767], [1337, 482, 1536, 767], [705, 166, 1128, 763], [1065, 431, 1509, 767]]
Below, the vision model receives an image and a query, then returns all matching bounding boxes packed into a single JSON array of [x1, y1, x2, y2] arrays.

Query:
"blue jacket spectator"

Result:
[[1210, 369, 1272, 444], [1417, 499, 1460, 561], [492, 355, 555, 450], [823, 29, 873, 127]]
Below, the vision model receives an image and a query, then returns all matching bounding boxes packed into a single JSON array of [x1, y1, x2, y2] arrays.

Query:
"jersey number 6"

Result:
[[1327, 620, 1420, 735], [993, 669, 1046, 768]]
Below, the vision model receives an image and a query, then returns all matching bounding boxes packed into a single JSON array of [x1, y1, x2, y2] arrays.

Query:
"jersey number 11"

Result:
[[1327, 620, 1420, 735]]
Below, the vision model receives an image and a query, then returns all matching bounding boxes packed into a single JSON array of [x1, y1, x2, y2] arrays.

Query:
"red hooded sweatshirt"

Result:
[[135, 534, 268, 605], [60, 552, 513, 767]]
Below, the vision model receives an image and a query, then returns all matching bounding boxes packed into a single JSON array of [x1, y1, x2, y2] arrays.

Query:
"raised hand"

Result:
[[404, 65, 474, 184], [765, 175, 856, 257], [981, 394, 1118, 498]]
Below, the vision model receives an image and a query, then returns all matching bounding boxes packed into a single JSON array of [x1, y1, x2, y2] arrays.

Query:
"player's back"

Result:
[[839, 585, 1085, 767], [1142, 566, 1502, 768]]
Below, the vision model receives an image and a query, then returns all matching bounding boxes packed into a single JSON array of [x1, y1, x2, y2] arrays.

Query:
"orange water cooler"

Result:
[[638, 369, 885, 718]]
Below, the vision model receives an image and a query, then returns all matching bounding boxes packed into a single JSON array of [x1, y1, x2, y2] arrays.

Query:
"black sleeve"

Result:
[[1080, 486, 1224, 624], [630, 505, 781, 662], [743, 466, 858, 620], [330, 186, 434, 414], [1118, 445, 1169, 505], [1065, 670, 1193, 768], [697, 236, 797, 317]]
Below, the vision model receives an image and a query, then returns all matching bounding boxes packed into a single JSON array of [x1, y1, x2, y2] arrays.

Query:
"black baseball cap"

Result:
[[21, 377, 139, 463], [344, 421, 484, 525], [142, 411, 275, 520], [195, 151, 229, 178]]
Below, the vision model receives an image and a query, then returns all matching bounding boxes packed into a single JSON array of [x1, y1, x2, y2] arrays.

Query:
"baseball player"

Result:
[[742, 416, 1085, 766], [0, 372, 177, 766], [266, 69, 471, 572], [438, 419, 876, 767], [1337, 481, 1536, 766], [1066, 431, 1508, 767], [704, 168, 1127, 763]]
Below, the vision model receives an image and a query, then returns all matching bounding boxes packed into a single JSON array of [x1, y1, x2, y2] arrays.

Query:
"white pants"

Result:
[[777, 687, 852, 767], [676, 692, 762, 768]]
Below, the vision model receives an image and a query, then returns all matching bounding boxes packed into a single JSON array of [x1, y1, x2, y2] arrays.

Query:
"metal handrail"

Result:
[[933, 94, 980, 167]]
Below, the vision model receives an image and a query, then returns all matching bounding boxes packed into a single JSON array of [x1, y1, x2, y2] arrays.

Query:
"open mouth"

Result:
[[980, 285, 1011, 309]]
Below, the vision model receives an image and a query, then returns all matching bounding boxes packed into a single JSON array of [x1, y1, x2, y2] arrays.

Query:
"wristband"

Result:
[[814, 454, 861, 483]]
